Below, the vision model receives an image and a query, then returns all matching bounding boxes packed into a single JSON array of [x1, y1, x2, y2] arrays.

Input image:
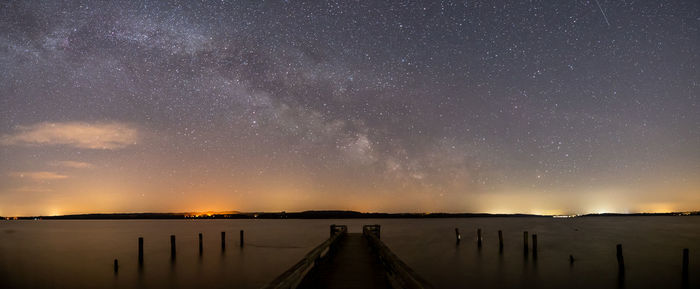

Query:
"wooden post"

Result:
[[170, 235, 176, 259], [477, 228, 482, 248], [240, 230, 244, 247], [330, 224, 336, 237], [523, 231, 529, 255], [682, 248, 689, 281], [616, 244, 625, 275], [198, 233, 203, 254], [114, 259, 119, 273], [498, 230, 503, 252], [455, 228, 461, 244], [138, 237, 144, 264], [221, 231, 226, 251], [532, 234, 538, 258]]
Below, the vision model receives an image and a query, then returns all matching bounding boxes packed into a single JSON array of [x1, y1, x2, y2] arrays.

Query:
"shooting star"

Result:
[[594, 0, 611, 26]]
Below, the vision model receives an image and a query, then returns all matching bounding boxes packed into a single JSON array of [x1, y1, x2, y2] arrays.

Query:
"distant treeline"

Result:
[[3, 210, 699, 220]]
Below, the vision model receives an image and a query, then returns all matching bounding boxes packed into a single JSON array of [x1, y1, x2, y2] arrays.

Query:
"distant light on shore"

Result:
[[552, 215, 581, 218]]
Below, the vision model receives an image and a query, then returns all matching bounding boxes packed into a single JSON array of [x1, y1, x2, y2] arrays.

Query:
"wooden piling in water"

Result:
[[138, 237, 144, 264], [455, 228, 461, 244], [240, 230, 244, 247], [114, 259, 118, 273], [221, 231, 226, 251], [170, 235, 176, 258], [682, 248, 689, 281], [569, 255, 575, 264], [198, 233, 203, 254], [532, 234, 538, 258], [616, 244, 624, 275], [477, 228, 482, 248], [498, 230, 503, 252], [523, 231, 529, 255]]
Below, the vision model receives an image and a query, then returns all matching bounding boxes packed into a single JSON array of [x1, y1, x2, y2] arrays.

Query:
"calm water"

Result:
[[0, 217, 698, 289]]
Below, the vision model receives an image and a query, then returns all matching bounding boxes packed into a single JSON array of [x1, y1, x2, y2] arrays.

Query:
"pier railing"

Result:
[[363, 225, 434, 289], [261, 224, 347, 289]]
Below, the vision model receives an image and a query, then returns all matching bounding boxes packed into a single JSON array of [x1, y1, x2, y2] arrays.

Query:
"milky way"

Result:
[[1, 1, 698, 216]]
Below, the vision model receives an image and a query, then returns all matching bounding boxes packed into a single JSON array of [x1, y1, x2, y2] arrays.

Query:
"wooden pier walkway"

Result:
[[262, 225, 433, 289], [298, 233, 390, 288]]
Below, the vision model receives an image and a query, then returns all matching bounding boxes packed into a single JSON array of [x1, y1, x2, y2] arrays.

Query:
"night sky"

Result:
[[1, 1, 698, 216]]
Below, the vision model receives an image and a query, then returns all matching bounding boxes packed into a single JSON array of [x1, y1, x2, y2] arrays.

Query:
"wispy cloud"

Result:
[[9, 171, 69, 180], [0, 122, 139, 149], [49, 161, 94, 169], [12, 186, 55, 193]]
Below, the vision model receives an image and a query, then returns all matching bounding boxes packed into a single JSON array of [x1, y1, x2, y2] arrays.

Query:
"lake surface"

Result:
[[0, 217, 698, 289]]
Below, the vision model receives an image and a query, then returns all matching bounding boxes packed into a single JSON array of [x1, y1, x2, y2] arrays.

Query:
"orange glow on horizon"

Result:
[[1, 176, 698, 217]]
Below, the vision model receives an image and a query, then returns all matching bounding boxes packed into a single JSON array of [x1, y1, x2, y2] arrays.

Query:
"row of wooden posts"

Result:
[[454, 228, 690, 281], [113, 227, 690, 284], [113, 230, 245, 273], [455, 228, 515, 253]]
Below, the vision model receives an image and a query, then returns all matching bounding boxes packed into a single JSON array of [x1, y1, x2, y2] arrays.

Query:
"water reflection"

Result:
[[617, 271, 625, 289], [496, 249, 504, 278]]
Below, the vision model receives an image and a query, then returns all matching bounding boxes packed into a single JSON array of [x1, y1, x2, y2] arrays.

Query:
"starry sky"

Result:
[[1, 0, 698, 216]]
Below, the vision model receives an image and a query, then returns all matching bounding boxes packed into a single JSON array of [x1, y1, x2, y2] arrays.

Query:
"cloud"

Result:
[[12, 186, 55, 193], [49, 161, 94, 169], [0, 122, 139, 149], [9, 171, 69, 180]]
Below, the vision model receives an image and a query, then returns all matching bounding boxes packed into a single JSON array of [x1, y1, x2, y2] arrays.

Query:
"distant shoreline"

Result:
[[2, 210, 698, 220]]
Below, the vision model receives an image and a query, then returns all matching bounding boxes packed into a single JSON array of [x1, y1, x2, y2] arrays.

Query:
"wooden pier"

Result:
[[262, 225, 433, 289]]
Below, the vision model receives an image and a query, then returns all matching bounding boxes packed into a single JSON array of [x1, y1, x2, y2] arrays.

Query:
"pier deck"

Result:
[[262, 225, 432, 289], [298, 233, 391, 289]]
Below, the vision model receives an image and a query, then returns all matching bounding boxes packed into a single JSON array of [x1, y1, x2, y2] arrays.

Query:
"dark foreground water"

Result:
[[0, 217, 698, 289]]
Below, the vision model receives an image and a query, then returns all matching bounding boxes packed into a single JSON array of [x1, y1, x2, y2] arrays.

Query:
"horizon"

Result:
[[4, 208, 700, 219], [1, 1, 699, 216]]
